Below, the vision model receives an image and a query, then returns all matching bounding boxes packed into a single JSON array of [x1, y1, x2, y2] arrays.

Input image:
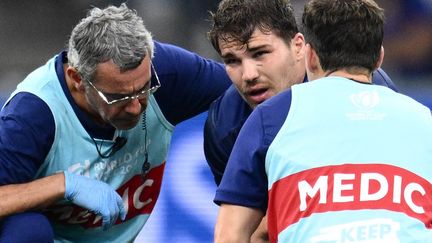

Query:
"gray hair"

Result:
[[67, 3, 154, 83]]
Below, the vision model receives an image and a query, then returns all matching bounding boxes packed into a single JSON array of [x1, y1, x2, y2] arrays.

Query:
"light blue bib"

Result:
[[9, 55, 174, 242], [266, 77, 432, 242]]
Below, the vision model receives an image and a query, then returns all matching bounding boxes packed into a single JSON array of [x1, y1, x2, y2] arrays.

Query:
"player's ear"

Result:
[[375, 46, 385, 70], [305, 43, 319, 72], [292, 33, 305, 62], [305, 43, 325, 81], [66, 66, 85, 91]]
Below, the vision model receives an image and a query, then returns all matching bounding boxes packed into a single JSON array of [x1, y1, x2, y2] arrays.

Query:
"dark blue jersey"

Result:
[[204, 68, 398, 185], [214, 88, 292, 210], [0, 41, 231, 185]]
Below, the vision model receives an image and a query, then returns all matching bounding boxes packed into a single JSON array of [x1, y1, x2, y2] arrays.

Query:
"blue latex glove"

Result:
[[63, 171, 126, 230]]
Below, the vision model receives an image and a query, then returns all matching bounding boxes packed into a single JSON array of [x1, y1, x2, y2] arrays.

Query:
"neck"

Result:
[[324, 69, 372, 84]]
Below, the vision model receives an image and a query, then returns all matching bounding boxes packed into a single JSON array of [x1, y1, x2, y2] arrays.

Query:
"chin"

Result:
[[248, 102, 259, 109]]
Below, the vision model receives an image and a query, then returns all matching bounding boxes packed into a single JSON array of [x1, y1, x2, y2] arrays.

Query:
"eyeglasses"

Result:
[[87, 62, 161, 106]]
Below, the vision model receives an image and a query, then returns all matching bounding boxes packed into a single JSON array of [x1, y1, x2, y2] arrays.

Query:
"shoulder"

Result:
[[253, 89, 293, 140], [371, 68, 398, 91], [1, 92, 55, 140], [0, 92, 55, 182], [151, 41, 231, 125], [152, 41, 189, 66], [207, 86, 293, 142], [2, 92, 53, 122], [257, 88, 293, 119], [152, 41, 225, 74], [207, 85, 252, 138], [231, 89, 293, 149]]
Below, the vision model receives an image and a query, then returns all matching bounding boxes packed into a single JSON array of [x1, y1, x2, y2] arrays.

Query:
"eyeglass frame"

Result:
[[86, 61, 161, 105]]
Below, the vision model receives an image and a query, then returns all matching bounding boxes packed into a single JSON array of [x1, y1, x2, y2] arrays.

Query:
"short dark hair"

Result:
[[208, 0, 298, 54], [302, 0, 384, 73]]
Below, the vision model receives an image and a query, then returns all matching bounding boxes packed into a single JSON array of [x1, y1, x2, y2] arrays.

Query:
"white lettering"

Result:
[[122, 188, 130, 215], [108, 160, 118, 171], [405, 183, 425, 214], [310, 219, 400, 243], [393, 175, 402, 203], [126, 164, 132, 173], [360, 173, 388, 201], [133, 179, 154, 209], [123, 153, 133, 164], [298, 173, 426, 215], [94, 162, 103, 171], [68, 160, 91, 177], [299, 176, 328, 211], [333, 173, 354, 203], [93, 215, 102, 224]]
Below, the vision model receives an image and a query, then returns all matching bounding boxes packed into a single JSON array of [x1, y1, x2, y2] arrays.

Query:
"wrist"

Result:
[[62, 171, 74, 201]]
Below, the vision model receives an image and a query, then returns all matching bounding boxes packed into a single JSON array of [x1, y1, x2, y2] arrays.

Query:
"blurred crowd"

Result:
[[378, 0, 432, 78], [0, 0, 430, 103]]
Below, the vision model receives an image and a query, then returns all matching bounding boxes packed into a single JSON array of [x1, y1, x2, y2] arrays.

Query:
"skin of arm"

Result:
[[251, 215, 269, 243], [0, 173, 65, 218], [214, 204, 264, 243]]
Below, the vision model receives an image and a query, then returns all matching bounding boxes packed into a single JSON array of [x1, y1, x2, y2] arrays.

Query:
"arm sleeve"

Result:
[[0, 92, 55, 185], [204, 100, 240, 185], [214, 107, 269, 212], [203, 101, 231, 186], [203, 86, 251, 186], [152, 42, 231, 125]]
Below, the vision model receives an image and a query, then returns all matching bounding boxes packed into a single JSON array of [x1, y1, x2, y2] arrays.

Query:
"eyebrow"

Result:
[[220, 52, 236, 60], [220, 43, 271, 59], [101, 79, 151, 96], [247, 43, 271, 52]]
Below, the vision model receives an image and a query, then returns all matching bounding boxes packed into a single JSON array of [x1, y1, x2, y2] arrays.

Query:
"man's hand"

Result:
[[63, 171, 126, 230]]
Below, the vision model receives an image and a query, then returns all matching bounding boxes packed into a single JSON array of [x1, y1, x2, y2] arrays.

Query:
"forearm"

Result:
[[0, 173, 65, 217], [214, 204, 264, 243], [251, 215, 269, 243]]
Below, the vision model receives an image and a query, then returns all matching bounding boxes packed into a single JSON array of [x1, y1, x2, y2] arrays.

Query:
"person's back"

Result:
[[213, 0, 432, 242], [265, 77, 432, 242]]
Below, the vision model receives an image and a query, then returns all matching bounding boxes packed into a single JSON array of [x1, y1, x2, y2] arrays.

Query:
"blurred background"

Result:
[[0, 0, 430, 242]]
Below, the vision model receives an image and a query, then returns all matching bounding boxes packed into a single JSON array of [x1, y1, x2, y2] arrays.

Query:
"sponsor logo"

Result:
[[268, 164, 432, 241], [350, 90, 380, 110], [45, 163, 165, 228], [66, 144, 148, 181], [346, 90, 386, 120]]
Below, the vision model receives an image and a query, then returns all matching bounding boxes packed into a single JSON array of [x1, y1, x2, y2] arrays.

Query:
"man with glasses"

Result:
[[0, 4, 230, 242]]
